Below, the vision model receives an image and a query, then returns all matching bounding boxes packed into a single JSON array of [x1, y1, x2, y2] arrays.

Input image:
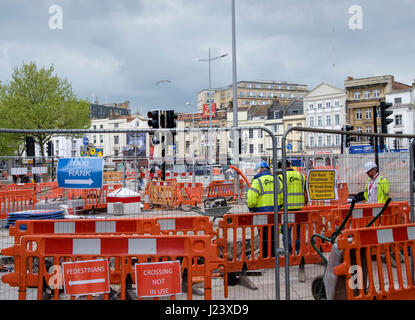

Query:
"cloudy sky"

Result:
[[0, 0, 414, 115]]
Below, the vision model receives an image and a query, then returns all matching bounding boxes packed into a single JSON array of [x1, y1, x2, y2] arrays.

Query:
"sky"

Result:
[[0, 0, 414, 115]]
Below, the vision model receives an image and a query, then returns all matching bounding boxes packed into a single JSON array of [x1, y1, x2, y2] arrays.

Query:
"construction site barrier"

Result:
[[81, 184, 122, 212], [0, 190, 37, 219], [325, 202, 408, 238], [333, 223, 415, 300], [216, 210, 324, 275], [205, 179, 245, 200], [2, 234, 225, 300], [146, 181, 203, 209], [6, 183, 37, 192]]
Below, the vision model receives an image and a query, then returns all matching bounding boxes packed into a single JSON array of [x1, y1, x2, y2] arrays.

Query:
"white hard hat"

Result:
[[364, 161, 377, 173]]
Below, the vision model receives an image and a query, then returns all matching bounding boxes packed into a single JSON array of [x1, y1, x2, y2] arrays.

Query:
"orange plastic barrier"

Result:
[[326, 202, 407, 238], [205, 179, 244, 200], [333, 223, 415, 300], [2, 234, 225, 300], [81, 184, 122, 211], [146, 181, 203, 209], [6, 183, 37, 192], [216, 210, 324, 274], [0, 190, 37, 219]]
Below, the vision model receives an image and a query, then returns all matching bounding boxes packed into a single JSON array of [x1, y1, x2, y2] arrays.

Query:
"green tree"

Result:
[[0, 61, 91, 158]]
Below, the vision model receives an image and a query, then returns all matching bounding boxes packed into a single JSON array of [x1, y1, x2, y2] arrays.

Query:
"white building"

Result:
[[385, 82, 415, 150], [303, 83, 347, 161], [86, 115, 149, 166]]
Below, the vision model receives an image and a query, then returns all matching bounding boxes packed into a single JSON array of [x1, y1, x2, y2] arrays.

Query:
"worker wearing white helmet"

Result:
[[363, 161, 390, 203]]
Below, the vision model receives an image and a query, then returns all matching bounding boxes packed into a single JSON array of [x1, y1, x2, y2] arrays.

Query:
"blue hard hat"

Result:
[[254, 161, 270, 171]]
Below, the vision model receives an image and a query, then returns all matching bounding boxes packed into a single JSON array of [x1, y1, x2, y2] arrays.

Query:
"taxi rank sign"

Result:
[[57, 158, 103, 189]]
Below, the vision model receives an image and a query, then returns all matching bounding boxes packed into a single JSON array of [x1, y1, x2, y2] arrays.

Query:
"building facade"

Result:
[[303, 83, 347, 160]]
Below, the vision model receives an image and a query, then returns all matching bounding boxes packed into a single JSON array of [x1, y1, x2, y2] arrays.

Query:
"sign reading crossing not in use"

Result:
[[307, 169, 338, 201], [135, 260, 181, 298]]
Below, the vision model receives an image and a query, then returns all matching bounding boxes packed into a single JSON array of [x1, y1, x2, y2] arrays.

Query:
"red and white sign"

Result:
[[62, 259, 110, 296], [135, 260, 181, 298]]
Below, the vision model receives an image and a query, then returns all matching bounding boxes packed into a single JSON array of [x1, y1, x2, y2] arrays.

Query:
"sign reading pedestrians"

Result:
[[135, 260, 181, 298], [57, 158, 103, 189], [307, 169, 338, 201], [62, 259, 110, 296], [83, 136, 89, 146]]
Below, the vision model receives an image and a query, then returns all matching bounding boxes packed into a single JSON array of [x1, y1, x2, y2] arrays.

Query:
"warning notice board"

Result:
[[135, 260, 181, 298], [62, 259, 110, 296], [307, 169, 338, 201]]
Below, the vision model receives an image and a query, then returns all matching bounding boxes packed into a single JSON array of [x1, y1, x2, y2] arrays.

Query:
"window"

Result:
[[259, 144, 263, 153], [93, 125, 96, 129], [114, 123, 119, 128], [239, 91, 245, 97], [326, 115, 331, 126], [309, 136, 314, 147], [258, 130, 263, 138], [356, 109, 362, 120], [365, 108, 371, 119], [354, 92, 361, 99], [356, 127, 362, 141], [335, 114, 340, 125], [334, 100, 340, 108], [309, 117, 314, 127], [93, 136, 96, 144], [317, 103, 322, 109], [394, 97, 402, 104], [71, 140, 76, 149], [100, 135, 104, 144], [114, 149, 119, 157], [395, 115, 403, 125], [326, 135, 332, 146], [317, 116, 322, 126], [318, 136, 323, 146], [114, 135, 119, 145], [325, 101, 331, 108], [365, 126, 371, 140], [364, 91, 370, 99], [100, 124, 103, 129], [373, 89, 380, 98], [335, 135, 340, 145], [249, 144, 254, 154], [249, 129, 254, 139], [309, 103, 314, 110]]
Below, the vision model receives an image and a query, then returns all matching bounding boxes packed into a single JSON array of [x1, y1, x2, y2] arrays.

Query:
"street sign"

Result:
[[57, 158, 103, 189], [286, 143, 292, 150], [307, 169, 338, 201], [83, 136, 89, 146], [62, 259, 110, 296], [135, 260, 181, 298]]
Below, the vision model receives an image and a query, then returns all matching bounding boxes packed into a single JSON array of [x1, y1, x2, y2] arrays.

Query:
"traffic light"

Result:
[[47, 141, 53, 157], [343, 124, 354, 148], [147, 110, 160, 129], [165, 110, 178, 128], [368, 137, 374, 148], [26, 136, 35, 157], [160, 111, 166, 128], [380, 101, 393, 134]]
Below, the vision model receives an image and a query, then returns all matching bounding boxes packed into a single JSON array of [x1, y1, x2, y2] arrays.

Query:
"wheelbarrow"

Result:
[[310, 193, 392, 300], [189, 197, 232, 222]]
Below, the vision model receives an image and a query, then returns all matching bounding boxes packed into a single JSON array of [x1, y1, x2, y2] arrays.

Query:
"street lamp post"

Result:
[[193, 49, 228, 182], [186, 102, 197, 182]]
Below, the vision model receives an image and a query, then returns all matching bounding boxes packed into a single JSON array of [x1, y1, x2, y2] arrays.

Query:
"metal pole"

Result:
[[231, 0, 239, 201], [373, 105, 379, 168], [271, 129, 280, 300], [281, 133, 290, 300], [410, 139, 415, 283], [208, 48, 213, 183]]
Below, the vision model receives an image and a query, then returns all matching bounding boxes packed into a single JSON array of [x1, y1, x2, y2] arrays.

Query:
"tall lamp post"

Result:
[[193, 49, 228, 182], [186, 102, 197, 182]]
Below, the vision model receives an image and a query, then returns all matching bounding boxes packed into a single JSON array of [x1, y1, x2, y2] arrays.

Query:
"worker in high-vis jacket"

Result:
[[363, 161, 389, 203], [277, 161, 307, 253], [247, 160, 281, 258]]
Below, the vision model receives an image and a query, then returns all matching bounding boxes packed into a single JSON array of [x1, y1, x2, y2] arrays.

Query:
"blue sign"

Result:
[[286, 143, 292, 150], [57, 158, 103, 189], [83, 136, 89, 146], [349, 145, 388, 154]]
